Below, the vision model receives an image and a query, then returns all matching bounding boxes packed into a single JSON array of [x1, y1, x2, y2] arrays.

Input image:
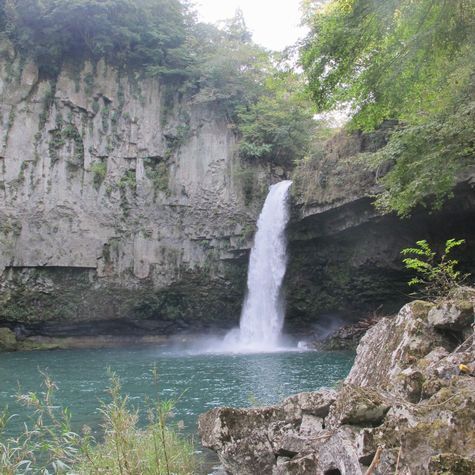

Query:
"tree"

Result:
[[2, 0, 193, 77], [187, 13, 318, 166], [236, 72, 317, 166], [188, 12, 270, 118], [300, 0, 475, 215], [301, 0, 474, 130]]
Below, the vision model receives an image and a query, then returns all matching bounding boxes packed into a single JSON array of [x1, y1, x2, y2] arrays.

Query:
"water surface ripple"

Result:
[[0, 347, 354, 437]]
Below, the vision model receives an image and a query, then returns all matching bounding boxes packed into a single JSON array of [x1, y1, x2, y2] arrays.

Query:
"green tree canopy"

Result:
[[236, 72, 317, 167], [301, 0, 474, 129], [2, 0, 193, 77], [301, 0, 475, 216], [188, 18, 270, 117]]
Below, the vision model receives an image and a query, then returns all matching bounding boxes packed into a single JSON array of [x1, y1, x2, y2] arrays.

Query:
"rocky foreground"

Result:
[[199, 289, 475, 474]]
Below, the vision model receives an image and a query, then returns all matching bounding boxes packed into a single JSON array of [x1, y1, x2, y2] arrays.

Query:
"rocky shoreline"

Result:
[[199, 288, 475, 474]]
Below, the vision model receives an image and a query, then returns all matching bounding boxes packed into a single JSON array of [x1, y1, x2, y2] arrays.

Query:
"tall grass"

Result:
[[0, 372, 198, 474]]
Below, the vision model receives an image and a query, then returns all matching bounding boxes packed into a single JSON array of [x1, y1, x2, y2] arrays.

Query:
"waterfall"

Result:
[[224, 180, 293, 352]]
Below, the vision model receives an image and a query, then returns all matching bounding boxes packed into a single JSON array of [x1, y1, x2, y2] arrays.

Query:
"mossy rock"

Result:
[[429, 453, 475, 474], [0, 327, 17, 351]]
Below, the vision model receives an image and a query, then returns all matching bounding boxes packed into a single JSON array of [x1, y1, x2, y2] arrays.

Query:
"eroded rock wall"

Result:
[[285, 130, 475, 330], [0, 43, 275, 337]]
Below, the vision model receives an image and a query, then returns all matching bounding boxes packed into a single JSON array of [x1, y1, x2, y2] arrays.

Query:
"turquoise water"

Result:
[[0, 346, 354, 439]]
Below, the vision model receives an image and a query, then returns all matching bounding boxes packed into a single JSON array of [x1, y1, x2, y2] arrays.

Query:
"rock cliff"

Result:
[[285, 131, 475, 331], [0, 43, 277, 344], [199, 288, 475, 474]]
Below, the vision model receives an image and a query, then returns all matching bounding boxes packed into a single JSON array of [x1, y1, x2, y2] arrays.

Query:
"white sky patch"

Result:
[[194, 0, 308, 51]]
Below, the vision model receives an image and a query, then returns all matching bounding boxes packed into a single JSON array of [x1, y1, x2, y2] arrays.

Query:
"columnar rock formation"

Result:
[[199, 288, 475, 474], [0, 43, 274, 341]]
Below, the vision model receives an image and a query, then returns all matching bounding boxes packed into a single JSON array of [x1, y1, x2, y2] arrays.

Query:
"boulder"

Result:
[[428, 300, 474, 334], [299, 414, 323, 435], [315, 430, 363, 475], [280, 389, 337, 418], [346, 301, 450, 395], [326, 385, 391, 428], [199, 297, 475, 474], [198, 406, 287, 475]]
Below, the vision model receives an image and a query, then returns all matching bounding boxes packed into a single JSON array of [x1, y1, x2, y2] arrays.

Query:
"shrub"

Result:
[[118, 170, 137, 190], [0, 372, 198, 474], [0, 372, 85, 473], [147, 162, 169, 195], [91, 161, 107, 188], [76, 372, 197, 475], [401, 239, 470, 300]]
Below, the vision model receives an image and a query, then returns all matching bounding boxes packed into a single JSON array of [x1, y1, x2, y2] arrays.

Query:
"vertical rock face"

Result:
[[199, 289, 475, 474], [0, 44, 274, 334]]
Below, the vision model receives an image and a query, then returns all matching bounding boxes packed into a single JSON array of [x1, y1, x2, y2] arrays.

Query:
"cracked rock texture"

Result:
[[199, 288, 475, 474]]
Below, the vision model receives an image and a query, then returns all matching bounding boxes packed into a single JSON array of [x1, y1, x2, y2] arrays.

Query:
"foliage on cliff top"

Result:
[[235, 71, 318, 167], [1, 0, 193, 78], [0, 1, 318, 168], [300, 0, 475, 216], [186, 13, 318, 167], [187, 11, 270, 115]]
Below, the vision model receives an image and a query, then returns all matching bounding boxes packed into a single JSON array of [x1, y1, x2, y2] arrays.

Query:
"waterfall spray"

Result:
[[223, 180, 292, 352]]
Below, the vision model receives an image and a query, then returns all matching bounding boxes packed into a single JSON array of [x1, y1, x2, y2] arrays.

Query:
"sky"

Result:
[[194, 0, 307, 51]]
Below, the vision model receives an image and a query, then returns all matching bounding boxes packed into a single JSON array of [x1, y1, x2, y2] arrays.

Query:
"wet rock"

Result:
[[312, 316, 382, 351]]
